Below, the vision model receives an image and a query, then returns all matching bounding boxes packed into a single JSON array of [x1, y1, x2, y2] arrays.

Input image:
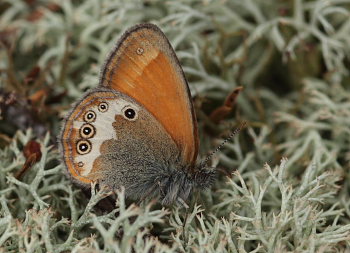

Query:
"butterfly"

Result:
[[59, 23, 216, 205]]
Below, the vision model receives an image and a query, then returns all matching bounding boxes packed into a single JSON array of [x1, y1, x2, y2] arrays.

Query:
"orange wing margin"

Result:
[[100, 24, 198, 166]]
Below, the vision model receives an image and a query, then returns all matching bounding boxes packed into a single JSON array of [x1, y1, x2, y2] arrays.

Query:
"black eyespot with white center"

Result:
[[84, 110, 96, 122], [121, 106, 138, 121], [124, 108, 136, 120], [76, 140, 91, 155], [125, 108, 136, 119], [98, 102, 108, 112], [80, 123, 95, 139]]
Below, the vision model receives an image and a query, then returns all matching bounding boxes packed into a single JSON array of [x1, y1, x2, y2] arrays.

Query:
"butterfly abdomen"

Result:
[[157, 165, 216, 205]]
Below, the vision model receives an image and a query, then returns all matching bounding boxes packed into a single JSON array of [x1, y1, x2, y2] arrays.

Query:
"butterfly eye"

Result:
[[123, 107, 137, 121], [84, 111, 96, 122], [98, 102, 108, 112], [76, 140, 91, 155], [80, 124, 95, 139]]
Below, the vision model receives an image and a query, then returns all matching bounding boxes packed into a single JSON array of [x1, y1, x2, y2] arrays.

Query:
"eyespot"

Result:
[[84, 110, 96, 122], [123, 107, 137, 121], [98, 102, 108, 112], [80, 123, 95, 139], [76, 140, 91, 155], [136, 47, 144, 55]]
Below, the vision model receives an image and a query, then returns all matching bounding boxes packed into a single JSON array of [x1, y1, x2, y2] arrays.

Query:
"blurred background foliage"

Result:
[[0, 0, 350, 252]]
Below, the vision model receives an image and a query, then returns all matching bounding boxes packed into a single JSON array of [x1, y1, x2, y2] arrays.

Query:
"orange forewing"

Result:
[[100, 24, 198, 165]]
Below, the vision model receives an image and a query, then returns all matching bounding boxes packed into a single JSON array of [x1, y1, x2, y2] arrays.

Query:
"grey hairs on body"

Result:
[[125, 162, 216, 205]]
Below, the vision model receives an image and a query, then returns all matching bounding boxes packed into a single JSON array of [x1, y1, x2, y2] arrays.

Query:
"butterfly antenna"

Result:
[[200, 121, 246, 168]]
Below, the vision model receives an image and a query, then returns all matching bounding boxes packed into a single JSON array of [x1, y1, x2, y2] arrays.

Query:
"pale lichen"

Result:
[[1, 0, 350, 252]]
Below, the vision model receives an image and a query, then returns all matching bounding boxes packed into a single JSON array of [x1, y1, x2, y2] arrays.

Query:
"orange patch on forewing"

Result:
[[128, 52, 195, 162], [101, 25, 199, 166]]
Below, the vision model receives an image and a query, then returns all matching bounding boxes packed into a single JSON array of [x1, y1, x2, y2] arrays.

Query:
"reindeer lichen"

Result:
[[1, 0, 350, 252]]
